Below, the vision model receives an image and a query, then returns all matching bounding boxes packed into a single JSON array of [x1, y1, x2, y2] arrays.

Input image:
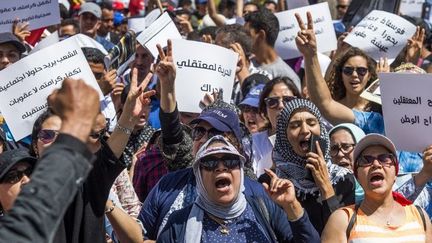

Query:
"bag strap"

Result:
[[346, 203, 361, 239], [414, 205, 427, 232]]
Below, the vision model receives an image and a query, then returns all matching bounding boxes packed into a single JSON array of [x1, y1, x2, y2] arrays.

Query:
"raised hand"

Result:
[[12, 19, 31, 43], [306, 141, 335, 199], [295, 12, 317, 57], [99, 69, 117, 96], [376, 57, 390, 73], [406, 26, 425, 64], [230, 42, 248, 75], [155, 40, 176, 87], [262, 169, 297, 206]]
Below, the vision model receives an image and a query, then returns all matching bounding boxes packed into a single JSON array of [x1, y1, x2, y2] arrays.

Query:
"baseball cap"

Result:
[[191, 108, 241, 143], [195, 135, 245, 165], [0, 149, 37, 182], [239, 84, 264, 108], [79, 2, 102, 18], [353, 133, 398, 175], [0, 33, 26, 54]]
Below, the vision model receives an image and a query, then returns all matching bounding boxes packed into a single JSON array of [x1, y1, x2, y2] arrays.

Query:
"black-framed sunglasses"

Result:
[[330, 143, 355, 157], [0, 167, 33, 184], [89, 127, 108, 140], [37, 129, 59, 144], [200, 154, 241, 171], [191, 126, 224, 141], [264, 96, 296, 109], [356, 154, 396, 168], [342, 66, 368, 77]]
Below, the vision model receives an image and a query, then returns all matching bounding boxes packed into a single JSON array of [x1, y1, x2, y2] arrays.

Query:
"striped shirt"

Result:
[[344, 204, 426, 243]]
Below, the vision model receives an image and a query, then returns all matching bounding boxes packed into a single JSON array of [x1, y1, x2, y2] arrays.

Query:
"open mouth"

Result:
[[369, 172, 384, 187], [299, 137, 310, 152], [215, 177, 231, 192]]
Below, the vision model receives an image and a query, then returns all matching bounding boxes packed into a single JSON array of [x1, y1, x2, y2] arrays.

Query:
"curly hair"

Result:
[[327, 47, 377, 101]]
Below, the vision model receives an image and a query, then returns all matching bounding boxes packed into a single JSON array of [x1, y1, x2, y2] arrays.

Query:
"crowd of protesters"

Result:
[[0, 0, 432, 242]]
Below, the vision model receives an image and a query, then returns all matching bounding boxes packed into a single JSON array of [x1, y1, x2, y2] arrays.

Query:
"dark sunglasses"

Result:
[[0, 167, 33, 184], [191, 126, 224, 141], [89, 128, 107, 140], [200, 154, 241, 171], [342, 66, 368, 77], [330, 143, 355, 157], [37, 129, 59, 144], [356, 154, 396, 168], [241, 105, 259, 113], [264, 96, 296, 109]]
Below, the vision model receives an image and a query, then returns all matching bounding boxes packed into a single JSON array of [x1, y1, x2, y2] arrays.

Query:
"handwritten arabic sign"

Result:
[[399, 0, 425, 18], [380, 72, 432, 152], [172, 39, 238, 113], [0, 0, 60, 32], [137, 12, 182, 58], [0, 37, 102, 141], [274, 2, 336, 59], [344, 10, 416, 61]]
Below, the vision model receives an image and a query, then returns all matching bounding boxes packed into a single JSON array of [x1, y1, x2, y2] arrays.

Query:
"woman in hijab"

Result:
[[273, 98, 355, 233], [158, 135, 320, 242], [322, 134, 431, 242]]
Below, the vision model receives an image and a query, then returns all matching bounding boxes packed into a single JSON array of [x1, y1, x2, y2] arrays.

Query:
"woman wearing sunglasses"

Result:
[[251, 77, 301, 177], [158, 135, 319, 242], [273, 98, 355, 234], [0, 149, 37, 216], [322, 134, 431, 242]]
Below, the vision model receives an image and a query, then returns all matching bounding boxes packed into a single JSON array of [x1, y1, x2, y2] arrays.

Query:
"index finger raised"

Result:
[[264, 168, 278, 179], [295, 13, 306, 31], [306, 12, 314, 30]]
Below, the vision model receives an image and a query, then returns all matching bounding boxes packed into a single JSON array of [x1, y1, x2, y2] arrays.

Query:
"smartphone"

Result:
[[309, 134, 326, 154]]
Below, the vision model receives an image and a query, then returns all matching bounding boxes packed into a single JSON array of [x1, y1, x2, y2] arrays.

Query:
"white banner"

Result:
[[172, 39, 238, 113], [380, 72, 432, 152], [0, 37, 102, 141], [275, 2, 337, 59], [137, 12, 182, 58], [0, 0, 61, 32], [344, 10, 417, 61], [398, 0, 425, 18]]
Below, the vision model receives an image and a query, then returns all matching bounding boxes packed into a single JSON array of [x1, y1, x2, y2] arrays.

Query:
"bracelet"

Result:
[[115, 123, 133, 135], [105, 205, 115, 214]]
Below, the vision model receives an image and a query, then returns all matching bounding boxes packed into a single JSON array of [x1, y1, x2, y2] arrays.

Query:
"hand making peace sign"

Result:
[[295, 12, 318, 58]]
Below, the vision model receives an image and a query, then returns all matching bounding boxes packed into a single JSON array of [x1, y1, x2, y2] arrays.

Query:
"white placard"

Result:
[[30, 31, 59, 54], [172, 39, 238, 113], [344, 10, 417, 61], [0, 37, 102, 141], [380, 72, 432, 152], [0, 0, 61, 32], [145, 9, 162, 26], [399, 0, 425, 18], [128, 16, 146, 33], [287, 0, 309, 9], [137, 12, 182, 58], [275, 2, 337, 59], [70, 34, 108, 55]]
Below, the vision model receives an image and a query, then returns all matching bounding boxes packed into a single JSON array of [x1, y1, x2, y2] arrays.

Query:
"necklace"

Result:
[[207, 213, 230, 235]]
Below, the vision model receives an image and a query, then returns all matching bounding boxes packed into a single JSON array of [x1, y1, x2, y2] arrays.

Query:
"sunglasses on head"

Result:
[[89, 128, 107, 140], [191, 126, 224, 141], [37, 129, 59, 144], [342, 66, 368, 77], [199, 154, 241, 171], [264, 96, 296, 109], [356, 154, 396, 168], [0, 167, 33, 184]]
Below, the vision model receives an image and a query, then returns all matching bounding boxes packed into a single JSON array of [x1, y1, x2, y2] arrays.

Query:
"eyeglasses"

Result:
[[89, 128, 107, 140], [0, 167, 33, 184], [37, 129, 59, 144], [200, 155, 241, 171], [356, 154, 396, 168], [264, 96, 296, 109], [191, 126, 224, 141], [330, 143, 355, 157], [342, 66, 368, 77]]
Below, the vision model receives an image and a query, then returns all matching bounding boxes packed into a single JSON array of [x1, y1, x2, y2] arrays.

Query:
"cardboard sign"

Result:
[[380, 72, 432, 152], [0, 0, 60, 32], [344, 10, 417, 60], [0, 37, 102, 141], [137, 12, 182, 58], [275, 2, 337, 59], [398, 0, 425, 18], [172, 39, 238, 113]]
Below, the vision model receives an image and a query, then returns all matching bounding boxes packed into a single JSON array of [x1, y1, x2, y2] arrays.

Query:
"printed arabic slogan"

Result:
[[172, 39, 238, 113], [274, 2, 337, 59], [0, 37, 102, 141], [0, 0, 60, 32], [380, 72, 432, 152], [344, 10, 417, 61]]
